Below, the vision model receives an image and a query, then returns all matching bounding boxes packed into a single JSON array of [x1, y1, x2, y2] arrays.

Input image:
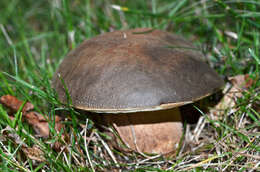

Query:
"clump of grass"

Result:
[[0, 0, 259, 171]]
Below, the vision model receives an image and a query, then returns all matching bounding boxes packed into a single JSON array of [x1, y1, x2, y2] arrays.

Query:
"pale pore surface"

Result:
[[103, 108, 183, 154]]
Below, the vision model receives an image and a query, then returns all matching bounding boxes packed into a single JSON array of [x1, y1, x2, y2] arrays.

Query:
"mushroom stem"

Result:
[[103, 108, 183, 154]]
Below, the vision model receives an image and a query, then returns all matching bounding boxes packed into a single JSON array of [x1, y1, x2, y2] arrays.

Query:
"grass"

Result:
[[0, 0, 259, 171]]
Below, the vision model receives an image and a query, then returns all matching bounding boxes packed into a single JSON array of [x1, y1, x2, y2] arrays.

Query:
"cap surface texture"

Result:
[[52, 28, 224, 113]]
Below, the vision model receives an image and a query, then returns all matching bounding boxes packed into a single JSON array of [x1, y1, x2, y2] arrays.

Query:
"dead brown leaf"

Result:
[[229, 74, 256, 89], [0, 95, 34, 113], [25, 111, 51, 138], [0, 94, 64, 138], [24, 111, 64, 138]]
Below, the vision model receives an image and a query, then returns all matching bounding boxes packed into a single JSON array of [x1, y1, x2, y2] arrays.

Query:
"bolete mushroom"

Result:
[[52, 28, 224, 154]]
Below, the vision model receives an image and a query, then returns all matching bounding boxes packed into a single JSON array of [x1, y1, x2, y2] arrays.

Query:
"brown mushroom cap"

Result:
[[52, 28, 224, 113]]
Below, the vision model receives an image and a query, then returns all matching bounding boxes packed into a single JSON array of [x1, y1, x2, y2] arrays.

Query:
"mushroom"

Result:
[[52, 28, 224, 154]]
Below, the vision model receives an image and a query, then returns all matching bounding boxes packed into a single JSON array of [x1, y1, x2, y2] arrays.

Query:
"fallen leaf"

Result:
[[24, 111, 50, 138], [0, 95, 34, 113], [229, 74, 255, 89], [211, 74, 256, 118], [24, 111, 64, 138], [0, 94, 66, 163], [0, 94, 64, 138]]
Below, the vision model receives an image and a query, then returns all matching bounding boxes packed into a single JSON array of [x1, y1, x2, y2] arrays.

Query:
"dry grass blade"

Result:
[[94, 132, 119, 168], [249, 161, 260, 172], [180, 154, 225, 171], [0, 24, 13, 45], [0, 139, 30, 172], [237, 153, 260, 160], [222, 137, 258, 171], [84, 119, 95, 171]]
